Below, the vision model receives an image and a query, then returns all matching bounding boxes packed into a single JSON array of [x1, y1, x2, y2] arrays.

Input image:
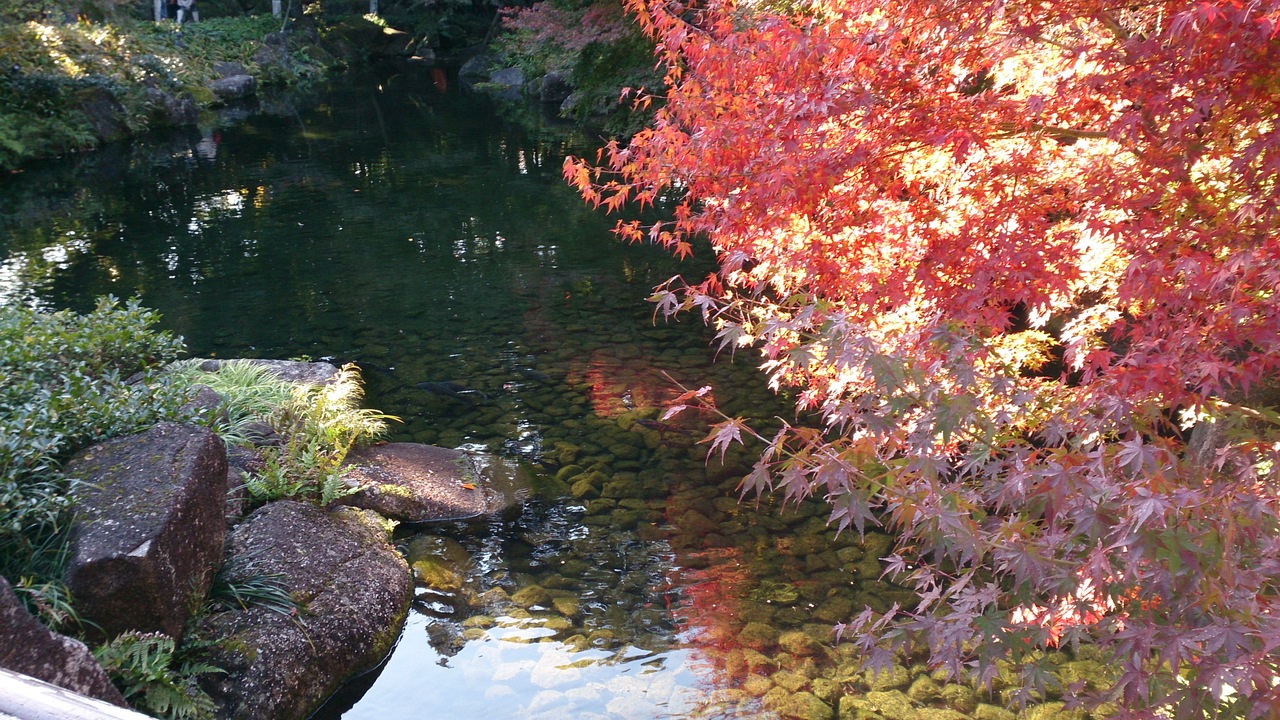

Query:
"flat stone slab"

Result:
[[339, 443, 526, 523], [192, 358, 341, 386]]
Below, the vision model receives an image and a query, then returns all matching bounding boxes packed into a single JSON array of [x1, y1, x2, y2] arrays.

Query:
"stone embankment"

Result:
[[0, 359, 520, 720]]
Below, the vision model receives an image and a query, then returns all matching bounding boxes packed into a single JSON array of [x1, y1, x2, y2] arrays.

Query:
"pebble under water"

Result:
[[0, 66, 1113, 720]]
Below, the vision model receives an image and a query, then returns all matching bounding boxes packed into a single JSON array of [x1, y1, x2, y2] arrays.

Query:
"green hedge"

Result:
[[0, 298, 189, 626]]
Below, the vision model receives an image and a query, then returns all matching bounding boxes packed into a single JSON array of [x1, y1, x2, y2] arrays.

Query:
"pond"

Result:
[[0, 67, 926, 720]]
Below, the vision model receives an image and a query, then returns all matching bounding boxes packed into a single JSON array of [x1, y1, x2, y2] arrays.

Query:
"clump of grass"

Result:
[[170, 360, 396, 506], [206, 555, 300, 618]]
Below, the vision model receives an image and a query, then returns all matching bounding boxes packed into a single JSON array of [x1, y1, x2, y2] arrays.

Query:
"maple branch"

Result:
[[995, 123, 1112, 143], [1095, 11, 1131, 41]]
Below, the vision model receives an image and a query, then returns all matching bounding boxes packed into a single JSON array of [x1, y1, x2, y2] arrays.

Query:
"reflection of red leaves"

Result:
[[666, 547, 749, 653]]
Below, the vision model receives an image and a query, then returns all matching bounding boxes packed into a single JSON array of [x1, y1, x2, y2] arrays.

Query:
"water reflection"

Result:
[[0, 68, 930, 720]]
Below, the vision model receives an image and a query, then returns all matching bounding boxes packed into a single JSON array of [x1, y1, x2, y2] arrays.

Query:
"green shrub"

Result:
[[0, 297, 189, 622]]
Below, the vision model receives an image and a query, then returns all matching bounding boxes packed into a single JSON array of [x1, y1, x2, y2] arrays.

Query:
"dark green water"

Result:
[[0, 69, 912, 720]]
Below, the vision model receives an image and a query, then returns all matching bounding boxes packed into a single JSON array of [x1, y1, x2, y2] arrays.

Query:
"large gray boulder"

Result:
[[540, 70, 573, 105], [338, 443, 527, 522], [485, 67, 526, 101], [64, 423, 228, 641], [201, 501, 411, 720], [0, 578, 127, 707], [209, 75, 258, 102]]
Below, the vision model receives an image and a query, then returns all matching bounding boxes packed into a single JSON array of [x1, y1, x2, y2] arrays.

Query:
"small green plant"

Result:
[[168, 359, 294, 442], [250, 364, 397, 505], [93, 631, 221, 720], [10, 575, 84, 632], [207, 556, 301, 617], [170, 360, 396, 506]]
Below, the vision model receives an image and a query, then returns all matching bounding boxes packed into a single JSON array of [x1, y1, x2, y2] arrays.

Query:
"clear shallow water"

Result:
[[0, 68, 912, 719]]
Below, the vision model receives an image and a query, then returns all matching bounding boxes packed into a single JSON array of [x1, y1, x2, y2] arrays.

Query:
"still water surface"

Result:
[[0, 68, 904, 719]]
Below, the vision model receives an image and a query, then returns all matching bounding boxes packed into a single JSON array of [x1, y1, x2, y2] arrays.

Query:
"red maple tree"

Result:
[[567, 0, 1280, 715]]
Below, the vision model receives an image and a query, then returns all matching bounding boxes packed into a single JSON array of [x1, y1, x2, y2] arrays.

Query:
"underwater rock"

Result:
[[64, 423, 227, 641], [864, 690, 920, 720], [863, 663, 912, 692], [939, 683, 978, 714], [510, 585, 552, 610], [778, 630, 825, 657], [739, 622, 780, 651], [972, 704, 1017, 720], [771, 691, 832, 720], [907, 675, 942, 704]]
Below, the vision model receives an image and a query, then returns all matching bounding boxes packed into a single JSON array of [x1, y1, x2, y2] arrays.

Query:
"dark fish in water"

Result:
[[513, 367, 551, 383], [415, 381, 488, 403]]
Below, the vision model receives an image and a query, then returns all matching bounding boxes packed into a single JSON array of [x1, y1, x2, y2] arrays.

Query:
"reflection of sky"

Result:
[[0, 234, 91, 309], [340, 613, 731, 720]]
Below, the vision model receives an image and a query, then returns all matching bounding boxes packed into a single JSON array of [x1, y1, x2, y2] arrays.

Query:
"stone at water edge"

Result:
[[200, 501, 412, 720], [338, 443, 527, 523], [63, 423, 227, 641]]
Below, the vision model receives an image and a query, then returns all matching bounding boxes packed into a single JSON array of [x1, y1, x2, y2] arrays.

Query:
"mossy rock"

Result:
[[778, 630, 825, 657], [771, 670, 810, 693], [1021, 702, 1087, 720], [864, 663, 912, 692], [939, 683, 978, 714], [510, 584, 552, 609], [907, 675, 942, 704], [554, 464, 585, 483], [973, 703, 1017, 720], [411, 557, 465, 594], [771, 691, 832, 720], [839, 695, 888, 720], [550, 595, 579, 618], [864, 690, 921, 720], [740, 621, 780, 651], [570, 478, 600, 499], [916, 709, 970, 720]]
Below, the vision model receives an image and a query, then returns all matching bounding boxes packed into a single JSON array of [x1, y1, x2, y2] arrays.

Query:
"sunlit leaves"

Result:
[[571, 0, 1280, 714]]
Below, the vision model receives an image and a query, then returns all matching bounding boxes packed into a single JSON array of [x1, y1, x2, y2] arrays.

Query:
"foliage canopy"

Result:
[[568, 0, 1280, 715]]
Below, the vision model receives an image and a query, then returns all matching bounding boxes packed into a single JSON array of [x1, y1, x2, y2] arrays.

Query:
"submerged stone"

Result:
[[771, 691, 832, 720], [510, 584, 552, 609], [939, 683, 978, 714], [864, 663, 912, 692], [864, 690, 920, 720]]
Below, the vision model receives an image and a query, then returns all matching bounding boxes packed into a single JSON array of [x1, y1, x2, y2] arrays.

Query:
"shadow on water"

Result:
[[0, 66, 916, 719]]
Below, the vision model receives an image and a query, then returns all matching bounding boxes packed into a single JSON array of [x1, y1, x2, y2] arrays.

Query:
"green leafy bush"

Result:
[[0, 13, 329, 169], [0, 298, 189, 622]]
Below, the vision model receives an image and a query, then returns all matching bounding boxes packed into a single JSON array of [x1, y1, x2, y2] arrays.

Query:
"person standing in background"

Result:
[[176, 0, 197, 24]]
